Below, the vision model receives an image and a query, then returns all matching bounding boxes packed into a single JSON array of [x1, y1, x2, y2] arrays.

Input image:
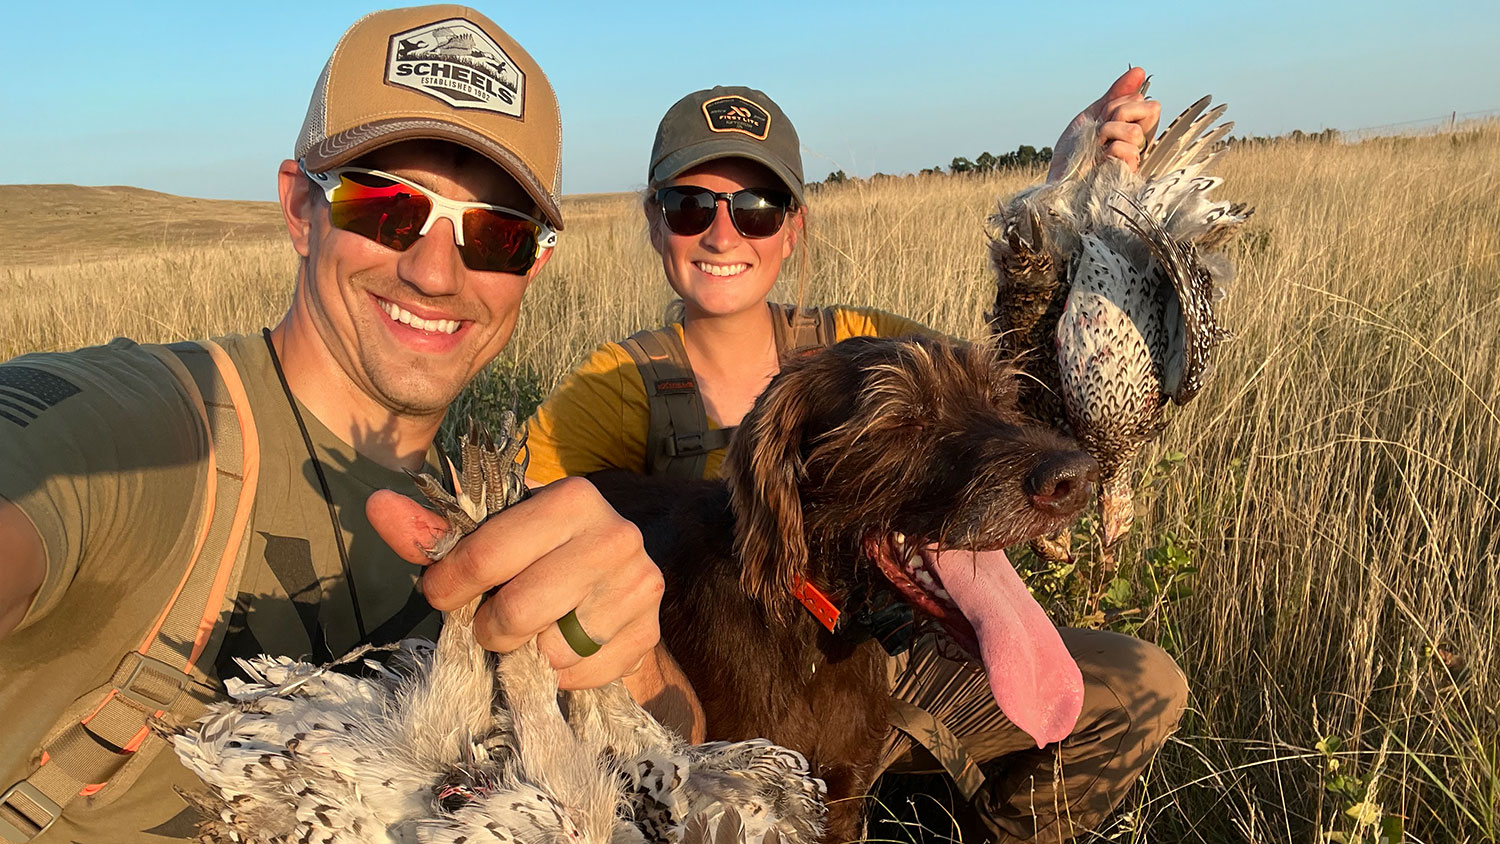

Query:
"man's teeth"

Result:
[[695, 262, 748, 277], [381, 300, 460, 334]]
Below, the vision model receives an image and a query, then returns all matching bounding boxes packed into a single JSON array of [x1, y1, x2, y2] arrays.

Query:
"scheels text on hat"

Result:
[[294, 4, 565, 231]]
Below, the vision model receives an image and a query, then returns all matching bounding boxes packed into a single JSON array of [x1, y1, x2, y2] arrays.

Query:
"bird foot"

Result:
[[408, 415, 531, 560], [1029, 531, 1074, 565]]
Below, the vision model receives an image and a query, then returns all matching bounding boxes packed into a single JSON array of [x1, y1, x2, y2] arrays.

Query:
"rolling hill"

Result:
[[0, 185, 285, 267]]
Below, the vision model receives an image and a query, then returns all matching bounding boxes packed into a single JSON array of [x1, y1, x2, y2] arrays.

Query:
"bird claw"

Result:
[[407, 469, 479, 559], [420, 527, 464, 562], [407, 416, 531, 560], [1030, 531, 1074, 565]]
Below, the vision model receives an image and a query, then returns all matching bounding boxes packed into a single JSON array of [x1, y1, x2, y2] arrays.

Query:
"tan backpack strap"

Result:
[[0, 340, 259, 843], [883, 699, 987, 801], [875, 639, 996, 807], [770, 302, 839, 362], [620, 328, 733, 479]]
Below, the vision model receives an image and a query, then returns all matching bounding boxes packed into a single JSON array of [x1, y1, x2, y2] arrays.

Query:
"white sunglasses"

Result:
[[301, 161, 557, 274]]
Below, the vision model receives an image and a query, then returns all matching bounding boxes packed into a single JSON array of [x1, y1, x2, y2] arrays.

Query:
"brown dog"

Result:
[[591, 335, 1099, 841]]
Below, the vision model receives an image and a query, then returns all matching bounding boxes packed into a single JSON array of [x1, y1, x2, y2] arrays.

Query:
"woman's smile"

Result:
[[693, 261, 751, 278]]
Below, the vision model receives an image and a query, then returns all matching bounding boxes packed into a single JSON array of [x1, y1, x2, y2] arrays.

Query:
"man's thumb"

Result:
[[367, 489, 449, 564]]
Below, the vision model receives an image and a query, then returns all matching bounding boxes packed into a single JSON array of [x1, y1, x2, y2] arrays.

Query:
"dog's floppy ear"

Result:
[[723, 358, 823, 619]]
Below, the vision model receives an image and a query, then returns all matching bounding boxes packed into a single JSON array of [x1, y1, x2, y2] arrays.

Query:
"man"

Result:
[[0, 7, 674, 842]]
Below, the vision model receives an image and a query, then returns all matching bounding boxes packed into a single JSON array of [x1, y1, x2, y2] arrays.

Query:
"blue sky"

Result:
[[3, 1, 1496, 201]]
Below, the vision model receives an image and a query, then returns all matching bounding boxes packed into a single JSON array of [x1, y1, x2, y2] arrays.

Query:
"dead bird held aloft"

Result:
[[987, 82, 1251, 578], [162, 415, 825, 844]]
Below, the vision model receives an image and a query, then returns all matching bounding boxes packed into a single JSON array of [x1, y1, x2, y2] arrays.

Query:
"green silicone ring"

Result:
[[558, 610, 601, 658]]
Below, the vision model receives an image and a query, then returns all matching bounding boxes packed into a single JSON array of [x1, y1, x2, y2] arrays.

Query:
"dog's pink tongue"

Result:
[[929, 548, 1083, 748]]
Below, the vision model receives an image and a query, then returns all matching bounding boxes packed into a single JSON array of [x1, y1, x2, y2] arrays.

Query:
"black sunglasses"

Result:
[[653, 185, 796, 239]]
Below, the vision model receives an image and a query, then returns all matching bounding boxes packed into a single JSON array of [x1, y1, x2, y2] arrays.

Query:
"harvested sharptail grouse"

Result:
[[986, 90, 1251, 574], [163, 414, 826, 844]]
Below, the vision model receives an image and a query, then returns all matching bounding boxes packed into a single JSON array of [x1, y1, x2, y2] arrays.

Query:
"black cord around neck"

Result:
[[261, 328, 367, 640]]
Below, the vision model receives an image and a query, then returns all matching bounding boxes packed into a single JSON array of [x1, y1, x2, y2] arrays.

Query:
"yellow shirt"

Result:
[[527, 305, 933, 483]]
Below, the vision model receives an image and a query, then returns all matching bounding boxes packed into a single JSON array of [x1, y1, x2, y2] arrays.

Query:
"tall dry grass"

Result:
[[2, 126, 1497, 841]]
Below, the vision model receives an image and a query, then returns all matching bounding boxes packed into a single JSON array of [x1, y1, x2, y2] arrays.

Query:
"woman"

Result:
[[527, 72, 1187, 841]]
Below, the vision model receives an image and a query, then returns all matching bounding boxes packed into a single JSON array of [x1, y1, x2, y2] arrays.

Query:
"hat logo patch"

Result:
[[702, 96, 770, 140], [387, 19, 524, 117]]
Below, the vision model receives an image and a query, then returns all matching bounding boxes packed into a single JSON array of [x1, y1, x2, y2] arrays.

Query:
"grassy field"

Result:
[[3, 125, 1497, 842]]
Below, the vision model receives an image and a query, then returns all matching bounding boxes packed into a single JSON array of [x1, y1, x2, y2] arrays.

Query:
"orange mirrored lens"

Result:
[[327, 172, 432, 251], [460, 209, 540, 274]]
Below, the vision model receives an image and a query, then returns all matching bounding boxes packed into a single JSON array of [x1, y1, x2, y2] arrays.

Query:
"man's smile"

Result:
[[371, 294, 470, 352]]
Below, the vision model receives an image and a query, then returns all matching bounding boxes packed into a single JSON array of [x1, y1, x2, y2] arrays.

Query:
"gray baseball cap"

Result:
[[648, 86, 804, 205]]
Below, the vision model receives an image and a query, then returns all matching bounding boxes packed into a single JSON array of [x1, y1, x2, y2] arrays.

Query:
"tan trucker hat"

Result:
[[294, 5, 564, 229], [649, 86, 804, 205]]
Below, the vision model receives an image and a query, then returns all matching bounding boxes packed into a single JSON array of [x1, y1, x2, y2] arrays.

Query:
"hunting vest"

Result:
[[0, 341, 259, 844], [620, 302, 838, 478]]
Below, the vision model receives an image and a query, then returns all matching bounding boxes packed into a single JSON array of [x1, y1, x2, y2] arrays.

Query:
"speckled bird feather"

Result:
[[161, 414, 825, 844]]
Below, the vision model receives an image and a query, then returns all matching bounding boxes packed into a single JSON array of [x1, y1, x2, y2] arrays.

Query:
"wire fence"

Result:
[[1339, 107, 1500, 143]]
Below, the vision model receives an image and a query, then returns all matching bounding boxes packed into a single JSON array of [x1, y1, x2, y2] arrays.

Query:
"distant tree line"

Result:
[[813, 126, 1343, 189], [812, 142, 1054, 190], [949, 144, 1054, 175], [1225, 127, 1340, 146]]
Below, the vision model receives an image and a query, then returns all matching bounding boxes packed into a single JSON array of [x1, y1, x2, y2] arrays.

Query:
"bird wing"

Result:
[[1135, 95, 1253, 251], [1111, 194, 1232, 404], [986, 189, 1080, 429], [1139, 95, 1231, 183], [566, 678, 825, 844], [170, 651, 426, 842], [678, 740, 826, 844], [418, 783, 585, 844]]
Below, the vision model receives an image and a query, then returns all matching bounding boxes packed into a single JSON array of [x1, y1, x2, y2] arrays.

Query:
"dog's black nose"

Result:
[[1025, 452, 1100, 516]]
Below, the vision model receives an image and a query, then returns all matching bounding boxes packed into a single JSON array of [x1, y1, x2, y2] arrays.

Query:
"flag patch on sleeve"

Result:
[[0, 366, 81, 428]]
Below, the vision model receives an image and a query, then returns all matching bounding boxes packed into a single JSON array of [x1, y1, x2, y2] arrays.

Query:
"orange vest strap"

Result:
[[0, 340, 260, 843]]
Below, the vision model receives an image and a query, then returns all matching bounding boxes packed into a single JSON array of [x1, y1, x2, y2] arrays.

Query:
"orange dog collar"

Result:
[[790, 577, 841, 632]]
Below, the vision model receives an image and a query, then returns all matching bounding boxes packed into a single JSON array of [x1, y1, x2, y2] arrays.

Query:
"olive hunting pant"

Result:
[[880, 628, 1189, 842]]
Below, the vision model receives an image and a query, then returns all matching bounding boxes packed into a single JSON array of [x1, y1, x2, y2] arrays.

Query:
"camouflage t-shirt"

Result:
[[0, 333, 443, 842]]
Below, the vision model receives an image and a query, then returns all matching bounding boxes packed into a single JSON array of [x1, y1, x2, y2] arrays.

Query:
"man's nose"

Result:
[[397, 216, 465, 296]]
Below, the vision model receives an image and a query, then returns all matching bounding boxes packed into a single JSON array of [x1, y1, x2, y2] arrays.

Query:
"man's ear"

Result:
[[526, 242, 555, 281], [277, 159, 314, 258]]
